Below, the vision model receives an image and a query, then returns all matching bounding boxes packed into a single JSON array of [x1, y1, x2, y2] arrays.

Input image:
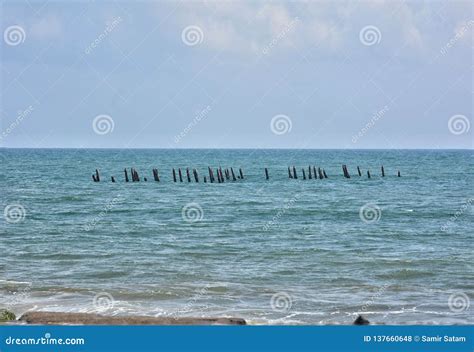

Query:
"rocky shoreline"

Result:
[[1, 309, 370, 325]]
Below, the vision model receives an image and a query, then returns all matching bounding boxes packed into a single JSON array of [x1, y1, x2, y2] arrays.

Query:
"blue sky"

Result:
[[0, 0, 472, 148]]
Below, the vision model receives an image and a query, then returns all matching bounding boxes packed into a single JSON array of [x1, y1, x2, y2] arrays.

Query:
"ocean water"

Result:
[[1, 149, 472, 325]]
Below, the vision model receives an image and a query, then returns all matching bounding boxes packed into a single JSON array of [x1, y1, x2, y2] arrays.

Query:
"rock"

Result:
[[0, 309, 16, 322], [19, 311, 246, 325], [353, 315, 370, 325]]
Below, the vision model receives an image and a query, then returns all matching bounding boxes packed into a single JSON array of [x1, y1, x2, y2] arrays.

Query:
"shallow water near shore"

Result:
[[1, 149, 473, 324]]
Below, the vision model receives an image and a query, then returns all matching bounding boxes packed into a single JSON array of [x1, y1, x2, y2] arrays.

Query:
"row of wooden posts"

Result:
[[92, 167, 245, 183], [92, 165, 400, 182]]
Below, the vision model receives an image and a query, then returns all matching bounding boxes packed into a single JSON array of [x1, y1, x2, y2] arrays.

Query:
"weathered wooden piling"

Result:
[[95, 169, 100, 182], [172, 168, 177, 182], [204, 176, 207, 183], [265, 168, 269, 180], [292, 166, 297, 179], [318, 167, 324, 179], [302, 168, 306, 180], [230, 167, 237, 181], [342, 165, 350, 178], [152, 168, 160, 182], [178, 169, 183, 182], [216, 168, 222, 183], [92, 174, 97, 182], [398, 170, 401, 177], [239, 168, 244, 179], [111, 176, 116, 183], [367, 170, 371, 178], [288, 167, 293, 179], [323, 169, 328, 178], [144, 177, 147, 182], [208, 167, 214, 183], [225, 169, 230, 180], [218, 168, 225, 183], [308, 166, 312, 179], [381, 166, 385, 177], [186, 168, 191, 182], [124, 168, 129, 182], [357, 166, 362, 177], [313, 166, 317, 179], [193, 169, 199, 182]]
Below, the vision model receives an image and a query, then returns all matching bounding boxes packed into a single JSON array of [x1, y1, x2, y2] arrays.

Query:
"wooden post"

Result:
[[239, 168, 244, 179], [381, 166, 385, 177], [216, 169, 222, 183], [178, 168, 183, 182], [302, 168, 306, 180], [367, 170, 371, 179], [172, 168, 177, 182], [92, 174, 97, 182], [231, 168, 237, 181], [219, 167, 225, 183], [323, 169, 328, 178], [186, 168, 191, 182], [293, 166, 297, 179], [318, 167, 324, 179], [204, 176, 207, 183], [193, 169, 199, 182], [288, 167, 293, 179], [398, 170, 401, 177], [357, 166, 362, 177], [144, 177, 147, 182], [265, 168, 269, 180], [111, 176, 116, 183], [225, 169, 230, 180], [313, 166, 317, 180], [135, 169, 140, 182], [308, 166, 312, 179], [124, 168, 129, 182], [95, 169, 100, 182]]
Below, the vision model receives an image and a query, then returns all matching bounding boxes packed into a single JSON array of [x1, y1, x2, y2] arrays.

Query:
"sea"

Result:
[[1, 149, 472, 324]]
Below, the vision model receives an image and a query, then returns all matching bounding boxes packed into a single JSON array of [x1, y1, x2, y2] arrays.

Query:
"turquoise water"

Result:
[[1, 149, 472, 324]]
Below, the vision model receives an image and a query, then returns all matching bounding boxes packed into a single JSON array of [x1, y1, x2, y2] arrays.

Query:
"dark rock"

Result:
[[0, 309, 16, 322], [353, 315, 370, 325], [19, 311, 246, 325]]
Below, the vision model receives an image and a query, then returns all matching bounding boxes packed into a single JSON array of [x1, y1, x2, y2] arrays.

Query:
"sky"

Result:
[[0, 0, 472, 149]]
